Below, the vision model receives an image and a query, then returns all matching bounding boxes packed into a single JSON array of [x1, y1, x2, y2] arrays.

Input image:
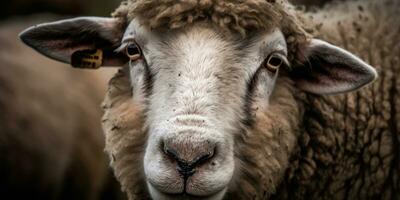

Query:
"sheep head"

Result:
[[19, 1, 377, 199]]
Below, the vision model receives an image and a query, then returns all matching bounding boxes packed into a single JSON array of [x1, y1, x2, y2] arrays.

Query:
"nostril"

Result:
[[161, 139, 217, 177], [163, 145, 180, 162], [194, 149, 215, 165]]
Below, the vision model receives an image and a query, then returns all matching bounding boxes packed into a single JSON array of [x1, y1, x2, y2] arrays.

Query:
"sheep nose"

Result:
[[162, 140, 215, 177]]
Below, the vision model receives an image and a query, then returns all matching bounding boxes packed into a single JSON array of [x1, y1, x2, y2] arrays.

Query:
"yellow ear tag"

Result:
[[71, 49, 103, 69]]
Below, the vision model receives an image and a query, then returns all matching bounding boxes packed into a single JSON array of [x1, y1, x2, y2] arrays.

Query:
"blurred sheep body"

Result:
[[0, 18, 120, 200]]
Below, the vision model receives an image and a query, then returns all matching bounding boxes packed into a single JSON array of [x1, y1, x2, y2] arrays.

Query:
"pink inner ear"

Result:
[[53, 41, 94, 57], [291, 39, 377, 95]]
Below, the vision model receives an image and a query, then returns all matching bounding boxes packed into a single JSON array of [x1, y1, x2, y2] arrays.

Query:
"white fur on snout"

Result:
[[143, 127, 184, 194], [186, 148, 234, 196]]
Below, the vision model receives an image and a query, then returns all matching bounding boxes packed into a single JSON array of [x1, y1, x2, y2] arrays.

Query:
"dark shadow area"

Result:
[[0, 0, 121, 19]]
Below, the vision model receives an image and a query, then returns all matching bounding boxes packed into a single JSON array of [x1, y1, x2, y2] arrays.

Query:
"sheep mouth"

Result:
[[148, 181, 227, 200], [158, 191, 225, 200], [164, 192, 217, 199]]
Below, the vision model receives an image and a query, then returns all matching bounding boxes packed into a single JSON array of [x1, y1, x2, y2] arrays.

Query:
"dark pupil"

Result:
[[269, 57, 282, 67], [127, 44, 140, 56]]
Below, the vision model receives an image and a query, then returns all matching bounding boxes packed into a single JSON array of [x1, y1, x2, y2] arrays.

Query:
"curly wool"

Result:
[[112, 0, 311, 62], [274, 0, 400, 199]]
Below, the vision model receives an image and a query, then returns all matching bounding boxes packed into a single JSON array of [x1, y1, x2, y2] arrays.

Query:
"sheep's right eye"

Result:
[[126, 43, 142, 61]]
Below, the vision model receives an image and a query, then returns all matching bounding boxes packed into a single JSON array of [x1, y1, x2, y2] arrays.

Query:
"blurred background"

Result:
[[0, 0, 334, 200], [0, 0, 120, 19]]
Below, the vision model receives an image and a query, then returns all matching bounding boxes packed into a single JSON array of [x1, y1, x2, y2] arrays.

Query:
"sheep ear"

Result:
[[19, 17, 129, 69], [290, 39, 377, 94]]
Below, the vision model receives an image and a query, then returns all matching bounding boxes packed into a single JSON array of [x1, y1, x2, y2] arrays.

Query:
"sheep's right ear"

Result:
[[19, 17, 129, 69], [290, 39, 377, 94]]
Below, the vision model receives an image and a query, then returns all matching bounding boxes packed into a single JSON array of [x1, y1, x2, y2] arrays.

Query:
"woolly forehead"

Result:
[[113, 0, 309, 62], [113, 0, 290, 35]]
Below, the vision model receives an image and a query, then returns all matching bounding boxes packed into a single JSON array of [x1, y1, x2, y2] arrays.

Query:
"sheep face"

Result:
[[121, 19, 289, 199], [20, 16, 377, 200]]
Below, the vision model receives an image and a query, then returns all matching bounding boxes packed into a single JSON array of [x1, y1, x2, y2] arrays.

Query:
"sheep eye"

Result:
[[126, 43, 142, 60], [264, 54, 284, 73]]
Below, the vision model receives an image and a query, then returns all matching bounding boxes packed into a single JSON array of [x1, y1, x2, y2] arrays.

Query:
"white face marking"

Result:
[[120, 20, 287, 200]]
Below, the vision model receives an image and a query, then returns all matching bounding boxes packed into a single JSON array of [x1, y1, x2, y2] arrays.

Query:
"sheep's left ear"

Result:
[[290, 39, 377, 94], [19, 17, 129, 69]]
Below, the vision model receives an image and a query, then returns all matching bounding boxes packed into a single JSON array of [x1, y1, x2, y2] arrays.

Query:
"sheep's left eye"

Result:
[[126, 43, 142, 60], [264, 53, 286, 73]]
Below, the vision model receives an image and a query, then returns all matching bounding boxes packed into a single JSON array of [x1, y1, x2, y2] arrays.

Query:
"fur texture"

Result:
[[0, 17, 122, 200], [102, 70, 149, 200], [274, 1, 400, 199], [102, 0, 399, 199], [112, 0, 310, 62]]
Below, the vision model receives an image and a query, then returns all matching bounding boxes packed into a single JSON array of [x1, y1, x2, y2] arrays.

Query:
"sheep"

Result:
[[18, 0, 399, 199], [0, 17, 122, 200]]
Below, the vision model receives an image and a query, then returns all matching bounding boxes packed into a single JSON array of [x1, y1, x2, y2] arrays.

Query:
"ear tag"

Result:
[[71, 49, 103, 69]]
